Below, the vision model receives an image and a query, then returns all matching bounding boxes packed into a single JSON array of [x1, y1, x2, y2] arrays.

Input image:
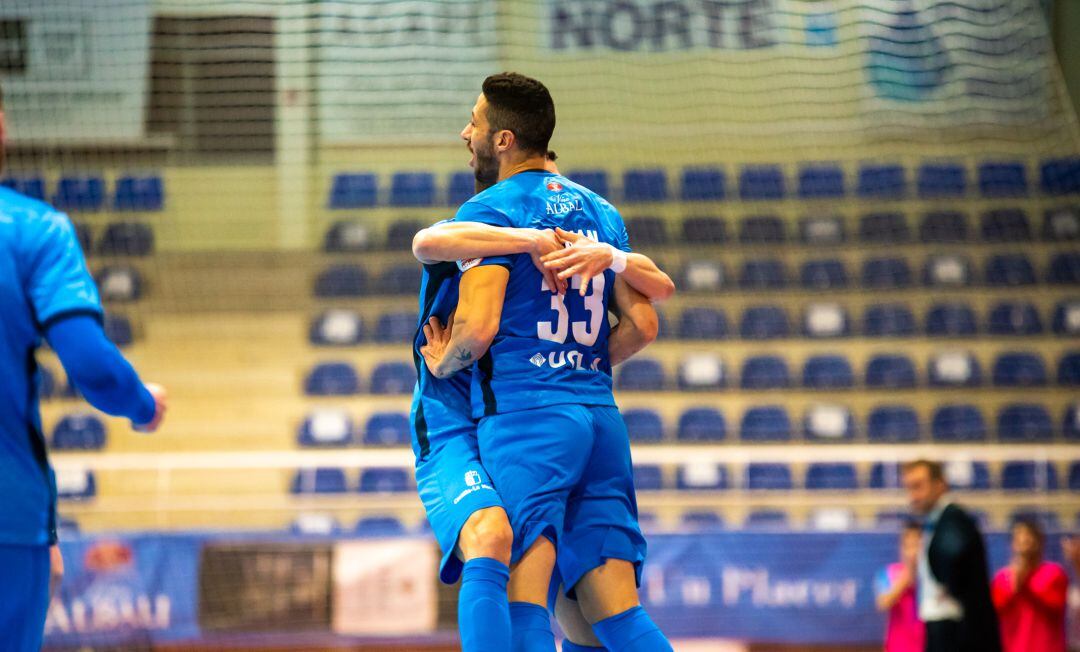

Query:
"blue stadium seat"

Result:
[[802, 303, 850, 338], [679, 307, 729, 340], [861, 257, 913, 289], [309, 310, 364, 346], [53, 175, 105, 212], [740, 406, 792, 442], [857, 164, 906, 198], [57, 516, 80, 536], [56, 470, 96, 501], [1055, 301, 1080, 336], [389, 172, 435, 207], [1, 173, 46, 201], [867, 405, 920, 443], [362, 412, 410, 446], [681, 167, 726, 201], [800, 259, 848, 290], [358, 468, 411, 493], [1068, 462, 1080, 492], [738, 215, 786, 243], [623, 169, 667, 202], [928, 351, 981, 387], [992, 352, 1048, 387], [113, 175, 164, 211], [378, 264, 423, 295], [676, 464, 729, 491], [859, 212, 910, 244], [745, 464, 793, 490], [946, 461, 992, 491], [1048, 253, 1080, 285], [922, 254, 972, 287], [980, 209, 1032, 242], [740, 306, 790, 340], [1043, 206, 1080, 240], [681, 260, 725, 292], [304, 362, 361, 396], [314, 265, 368, 297], [919, 211, 970, 242], [95, 266, 143, 302], [447, 171, 475, 206], [385, 219, 425, 249], [677, 407, 726, 442], [744, 510, 789, 529], [74, 223, 93, 253], [623, 409, 664, 443], [739, 259, 788, 289], [740, 356, 790, 390], [680, 511, 724, 531], [738, 165, 785, 200], [323, 220, 371, 252], [616, 358, 667, 391], [677, 354, 725, 390], [291, 468, 348, 494], [998, 404, 1054, 442], [804, 404, 854, 441], [874, 510, 913, 530], [624, 216, 668, 245], [98, 222, 154, 256], [1001, 461, 1059, 492], [799, 215, 847, 245], [978, 162, 1027, 197], [681, 216, 727, 243], [103, 314, 134, 347], [865, 354, 917, 389], [1067, 405, 1080, 441], [863, 303, 916, 338], [374, 311, 418, 343], [931, 405, 987, 442], [1040, 157, 1080, 195], [355, 516, 406, 536], [566, 170, 609, 198], [869, 463, 902, 490], [298, 410, 354, 447], [987, 301, 1043, 336], [985, 254, 1037, 286], [655, 309, 672, 339], [917, 163, 966, 198], [802, 355, 855, 390], [52, 414, 107, 450], [806, 463, 858, 491], [1059, 352, 1080, 386], [370, 362, 415, 395], [633, 465, 665, 491], [328, 173, 377, 209], [798, 164, 845, 198]]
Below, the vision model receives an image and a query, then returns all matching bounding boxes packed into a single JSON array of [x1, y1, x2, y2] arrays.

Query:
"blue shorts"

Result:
[[477, 404, 646, 595], [0, 543, 50, 651], [415, 432, 503, 584]]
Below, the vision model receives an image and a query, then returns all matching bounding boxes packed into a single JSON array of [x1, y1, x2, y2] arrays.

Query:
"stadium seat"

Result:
[[677, 354, 725, 390], [1040, 157, 1080, 195], [566, 170, 609, 198], [291, 513, 340, 536], [362, 412, 410, 446], [298, 409, 354, 447], [744, 510, 789, 529], [52, 414, 107, 450], [998, 404, 1054, 442], [1001, 461, 1059, 492], [358, 468, 411, 493], [740, 406, 792, 442], [74, 223, 93, 253], [56, 517, 80, 536], [922, 254, 972, 287], [928, 350, 981, 387], [355, 516, 406, 536], [680, 167, 726, 201], [378, 264, 423, 295], [633, 465, 665, 491], [676, 463, 729, 491], [1048, 253, 1080, 285], [856, 164, 906, 198], [866, 354, 917, 389], [304, 362, 361, 396], [992, 352, 1048, 387], [56, 469, 96, 501], [863, 303, 916, 338], [681, 260, 725, 291], [917, 163, 966, 198], [103, 314, 134, 347], [740, 355, 791, 390], [389, 172, 436, 206], [861, 257, 913, 289], [745, 463, 793, 490], [867, 405, 920, 443], [112, 175, 164, 211], [374, 311, 418, 343], [1043, 206, 1080, 240], [985, 254, 1037, 286], [369, 362, 416, 395], [869, 463, 902, 490], [802, 355, 855, 390], [1054, 301, 1080, 336], [859, 212, 910, 243], [738, 215, 786, 244], [291, 468, 348, 494], [798, 164, 845, 198], [53, 175, 105, 212], [95, 266, 143, 302], [1067, 405, 1080, 441], [624, 216, 668, 245], [738, 165, 785, 200], [328, 173, 377, 208], [385, 219, 425, 249], [798, 215, 846, 245], [676, 407, 726, 442], [945, 461, 992, 491], [622, 169, 667, 202], [978, 161, 1027, 197], [925, 302, 979, 337], [980, 209, 1033, 242], [314, 265, 368, 298], [740, 305, 790, 340], [875, 510, 913, 530], [810, 508, 856, 531], [622, 409, 665, 443], [1, 173, 46, 201], [1068, 463, 1080, 492], [616, 358, 667, 391], [681, 216, 727, 243], [309, 309, 364, 346], [655, 309, 672, 339], [931, 405, 987, 442], [739, 259, 788, 289], [919, 211, 970, 243], [1059, 352, 1080, 386], [803, 303, 850, 338], [800, 259, 848, 290], [323, 220, 371, 252], [679, 307, 729, 340], [987, 301, 1043, 336], [447, 171, 475, 206], [98, 222, 154, 256], [804, 404, 854, 441], [680, 511, 724, 531]]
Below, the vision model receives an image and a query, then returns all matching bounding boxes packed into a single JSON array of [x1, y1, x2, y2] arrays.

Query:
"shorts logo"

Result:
[[529, 353, 546, 367], [547, 180, 563, 192], [458, 258, 482, 272], [465, 470, 481, 487]]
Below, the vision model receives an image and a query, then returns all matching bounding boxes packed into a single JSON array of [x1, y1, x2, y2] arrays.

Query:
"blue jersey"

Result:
[[0, 187, 103, 546], [453, 170, 631, 419]]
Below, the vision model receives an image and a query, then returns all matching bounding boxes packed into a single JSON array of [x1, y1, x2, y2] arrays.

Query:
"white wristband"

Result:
[[608, 244, 628, 274]]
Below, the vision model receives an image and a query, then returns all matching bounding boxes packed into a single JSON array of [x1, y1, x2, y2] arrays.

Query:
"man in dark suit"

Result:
[[902, 459, 1002, 652]]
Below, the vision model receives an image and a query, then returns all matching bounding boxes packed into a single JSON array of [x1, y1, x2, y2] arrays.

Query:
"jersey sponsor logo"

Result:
[[529, 348, 604, 372], [545, 192, 583, 216], [464, 470, 481, 487], [457, 257, 483, 272], [546, 179, 563, 192], [452, 473, 496, 505], [529, 353, 546, 367]]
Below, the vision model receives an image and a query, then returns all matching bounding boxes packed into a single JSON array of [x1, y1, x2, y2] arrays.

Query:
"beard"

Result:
[[472, 134, 498, 192]]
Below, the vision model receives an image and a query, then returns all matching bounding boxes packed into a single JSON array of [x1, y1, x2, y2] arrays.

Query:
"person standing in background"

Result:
[[992, 518, 1068, 652], [875, 520, 926, 652], [1062, 535, 1080, 650]]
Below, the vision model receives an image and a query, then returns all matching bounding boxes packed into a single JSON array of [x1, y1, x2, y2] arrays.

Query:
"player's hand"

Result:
[[133, 383, 167, 433], [543, 227, 614, 296], [420, 315, 453, 378], [529, 229, 567, 295]]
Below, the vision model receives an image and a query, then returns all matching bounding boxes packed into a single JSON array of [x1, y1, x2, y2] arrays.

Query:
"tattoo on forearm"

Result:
[[437, 346, 475, 377], [453, 347, 474, 365]]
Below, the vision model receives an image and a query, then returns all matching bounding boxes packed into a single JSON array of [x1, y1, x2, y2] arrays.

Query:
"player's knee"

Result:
[[576, 559, 641, 623], [459, 507, 513, 565]]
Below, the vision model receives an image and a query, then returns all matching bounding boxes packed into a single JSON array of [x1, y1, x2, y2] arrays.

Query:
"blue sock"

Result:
[[562, 641, 605, 651], [592, 606, 672, 652], [510, 601, 556, 652], [458, 558, 511, 652]]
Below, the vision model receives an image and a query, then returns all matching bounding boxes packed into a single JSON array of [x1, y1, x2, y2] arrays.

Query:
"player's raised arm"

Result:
[[543, 227, 675, 301], [420, 265, 509, 379], [607, 277, 660, 366]]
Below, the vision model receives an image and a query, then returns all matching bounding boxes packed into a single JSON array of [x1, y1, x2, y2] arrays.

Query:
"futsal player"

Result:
[[419, 72, 673, 651], [0, 84, 167, 651]]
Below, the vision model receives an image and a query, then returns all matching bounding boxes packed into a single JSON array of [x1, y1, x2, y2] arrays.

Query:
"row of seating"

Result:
[[326, 159, 1080, 208], [74, 222, 155, 257], [2, 174, 164, 212]]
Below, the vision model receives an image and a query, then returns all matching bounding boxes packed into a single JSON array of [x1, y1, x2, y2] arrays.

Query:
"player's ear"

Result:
[[494, 129, 514, 153]]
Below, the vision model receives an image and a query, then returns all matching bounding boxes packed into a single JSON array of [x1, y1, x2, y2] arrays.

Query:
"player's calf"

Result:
[[555, 588, 606, 650], [455, 507, 514, 652], [509, 537, 558, 652], [575, 559, 672, 652]]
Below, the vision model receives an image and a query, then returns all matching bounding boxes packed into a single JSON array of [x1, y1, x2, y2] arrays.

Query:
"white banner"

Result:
[[332, 538, 438, 635]]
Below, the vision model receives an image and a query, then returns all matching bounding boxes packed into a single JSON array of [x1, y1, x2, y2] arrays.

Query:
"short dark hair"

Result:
[[481, 72, 555, 156], [902, 459, 946, 483], [546, 150, 557, 161], [1012, 517, 1046, 545]]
